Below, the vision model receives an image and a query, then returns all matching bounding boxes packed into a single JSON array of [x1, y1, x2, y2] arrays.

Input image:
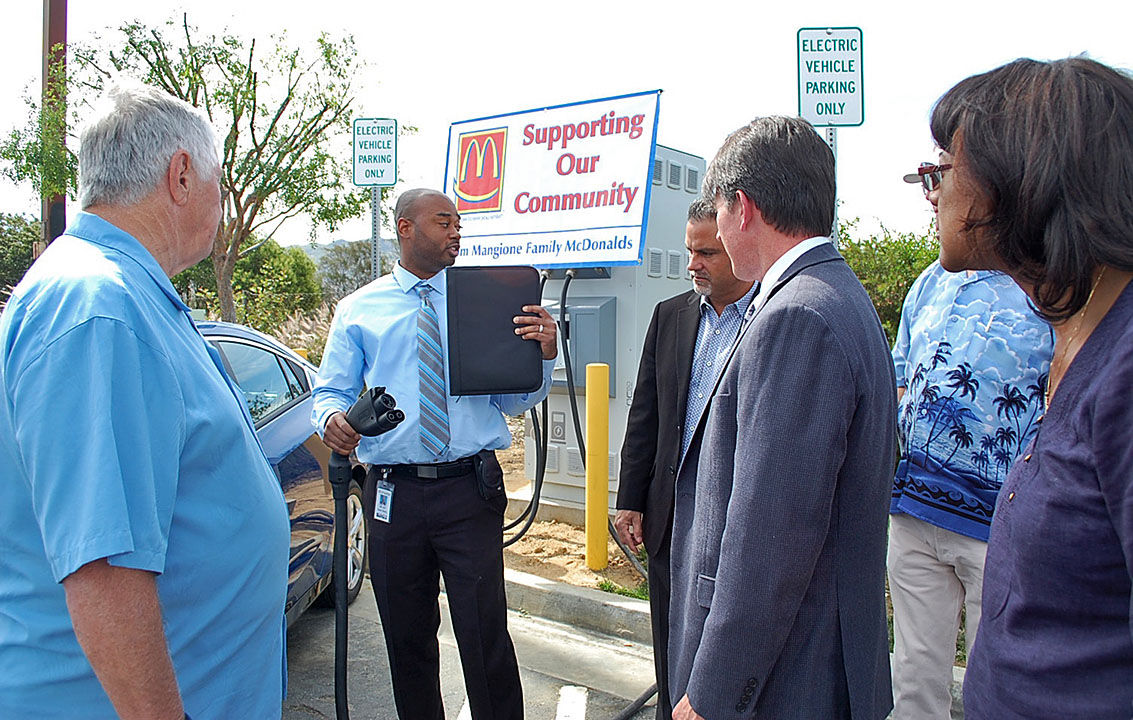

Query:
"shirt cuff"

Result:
[[315, 408, 339, 438]]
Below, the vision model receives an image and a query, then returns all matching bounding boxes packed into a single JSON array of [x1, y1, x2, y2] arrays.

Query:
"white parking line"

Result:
[[556, 685, 588, 720], [457, 699, 471, 720]]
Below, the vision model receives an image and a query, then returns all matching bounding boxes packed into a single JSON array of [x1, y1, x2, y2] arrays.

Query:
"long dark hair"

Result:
[[930, 57, 1133, 321]]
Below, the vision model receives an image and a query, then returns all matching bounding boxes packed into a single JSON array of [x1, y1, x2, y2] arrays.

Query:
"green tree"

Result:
[[233, 242, 322, 333], [838, 219, 939, 345], [318, 240, 390, 303], [171, 254, 218, 307], [173, 239, 321, 334], [0, 213, 40, 300], [234, 241, 322, 326], [0, 45, 74, 203], [1, 15, 373, 322]]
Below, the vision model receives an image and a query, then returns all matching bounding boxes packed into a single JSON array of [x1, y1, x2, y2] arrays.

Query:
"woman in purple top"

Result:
[[919, 57, 1133, 718]]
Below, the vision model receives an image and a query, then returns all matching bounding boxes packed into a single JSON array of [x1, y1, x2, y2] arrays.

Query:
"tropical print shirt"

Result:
[[892, 262, 1053, 541]]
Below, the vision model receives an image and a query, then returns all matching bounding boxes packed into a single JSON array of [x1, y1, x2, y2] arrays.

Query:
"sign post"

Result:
[[352, 118, 398, 280], [798, 27, 862, 236]]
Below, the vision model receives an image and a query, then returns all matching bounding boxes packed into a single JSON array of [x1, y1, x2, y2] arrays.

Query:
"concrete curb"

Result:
[[504, 567, 653, 645], [500, 568, 970, 717]]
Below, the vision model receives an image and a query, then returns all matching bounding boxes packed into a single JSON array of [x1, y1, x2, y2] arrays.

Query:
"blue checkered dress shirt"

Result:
[[681, 284, 758, 458]]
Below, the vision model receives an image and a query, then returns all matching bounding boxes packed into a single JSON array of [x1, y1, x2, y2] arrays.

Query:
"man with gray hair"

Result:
[[0, 81, 290, 719], [668, 116, 895, 720]]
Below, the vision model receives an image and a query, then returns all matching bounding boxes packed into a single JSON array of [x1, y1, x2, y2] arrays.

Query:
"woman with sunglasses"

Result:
[[922, 57, 1133, 718]]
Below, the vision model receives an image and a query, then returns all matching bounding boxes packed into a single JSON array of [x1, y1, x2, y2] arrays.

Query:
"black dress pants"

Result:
[[648, 521, 673, 720], [363, 453, 522, 720]]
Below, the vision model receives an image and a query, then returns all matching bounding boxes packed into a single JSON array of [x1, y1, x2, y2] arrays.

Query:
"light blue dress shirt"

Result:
[[312, 263, 554, 465], [0, 212, 290, 718], [681, 284, 758, 457], [891, 261, 1053, 540]]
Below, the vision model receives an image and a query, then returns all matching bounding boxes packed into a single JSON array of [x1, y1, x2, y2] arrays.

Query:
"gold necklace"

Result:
[[1045, 266, 1107, 409]]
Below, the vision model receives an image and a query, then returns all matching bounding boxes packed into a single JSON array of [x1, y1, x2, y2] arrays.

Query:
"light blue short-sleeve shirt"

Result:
[[0, 212, 290, 718]]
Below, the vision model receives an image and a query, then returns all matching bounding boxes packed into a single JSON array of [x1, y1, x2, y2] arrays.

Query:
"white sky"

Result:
[[2, 0, 1130, 244]]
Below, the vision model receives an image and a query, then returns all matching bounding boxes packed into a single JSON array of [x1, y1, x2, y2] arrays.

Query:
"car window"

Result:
[[284, 357, 310, 393], [214, 340, 304, 423]]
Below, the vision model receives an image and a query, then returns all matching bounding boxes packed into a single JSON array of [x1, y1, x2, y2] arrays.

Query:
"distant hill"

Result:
[[299, 238, 396, 267], [299, 238, 349, 266]]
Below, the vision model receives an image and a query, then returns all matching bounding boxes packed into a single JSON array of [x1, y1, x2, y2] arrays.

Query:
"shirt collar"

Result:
[[757, 236, 831, 298], [393, 262, 447, 296], [960, 268, 997, 285], [698, 280, 759, 319], [65, 211, 190, 313]]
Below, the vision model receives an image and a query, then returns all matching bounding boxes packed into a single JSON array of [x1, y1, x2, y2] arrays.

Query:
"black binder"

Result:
[[445, 265, 544, 395]]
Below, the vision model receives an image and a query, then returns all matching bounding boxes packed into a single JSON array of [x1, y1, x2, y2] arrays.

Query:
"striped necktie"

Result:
[[416, 283, 449, 455]]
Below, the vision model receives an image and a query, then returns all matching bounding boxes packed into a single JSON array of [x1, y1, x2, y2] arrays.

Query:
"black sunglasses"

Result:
[[902, 162, 953, 193]]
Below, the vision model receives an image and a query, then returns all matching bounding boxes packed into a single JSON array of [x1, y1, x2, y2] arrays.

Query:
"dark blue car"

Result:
[[198, 321, 366, 625]]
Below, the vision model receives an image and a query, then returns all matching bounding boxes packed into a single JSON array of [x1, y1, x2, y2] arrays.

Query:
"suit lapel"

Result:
[[749, 241, 842, 320], [679, 243, 845, 474], [720, 242, 843, 373], [674, 291, 700, 419]]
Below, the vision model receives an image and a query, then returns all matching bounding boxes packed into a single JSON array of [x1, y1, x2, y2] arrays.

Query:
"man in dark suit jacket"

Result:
[[669, 116, 895, 720], [616, 197, 755, 720]]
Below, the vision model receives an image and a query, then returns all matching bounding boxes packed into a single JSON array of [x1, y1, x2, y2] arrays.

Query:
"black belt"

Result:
[[379, 456, 476, 480]]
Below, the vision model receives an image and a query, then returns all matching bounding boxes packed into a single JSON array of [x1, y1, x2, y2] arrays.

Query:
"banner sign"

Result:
[[444, 90, 661, 268]]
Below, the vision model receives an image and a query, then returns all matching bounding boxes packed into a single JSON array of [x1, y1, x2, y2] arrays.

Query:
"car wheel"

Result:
[[319, 480, 367, 607]]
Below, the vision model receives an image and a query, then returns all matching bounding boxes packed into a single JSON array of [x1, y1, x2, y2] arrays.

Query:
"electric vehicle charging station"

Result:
[[528, 144, 705, 520]]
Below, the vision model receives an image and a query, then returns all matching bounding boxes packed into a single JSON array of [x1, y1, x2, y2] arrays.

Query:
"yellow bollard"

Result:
[[585, 362, 609, 570]]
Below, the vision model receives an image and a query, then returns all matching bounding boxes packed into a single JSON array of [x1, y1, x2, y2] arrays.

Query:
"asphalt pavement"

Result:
[[284, 569, 966, 720], [283, 574, 656, 720]]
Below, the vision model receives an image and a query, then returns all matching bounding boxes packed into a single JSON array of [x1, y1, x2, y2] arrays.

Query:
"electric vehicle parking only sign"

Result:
[[798, 27, 863, 127], [353, 118, 397, 187]]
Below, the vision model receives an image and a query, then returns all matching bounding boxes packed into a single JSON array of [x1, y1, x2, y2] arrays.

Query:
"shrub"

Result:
[[838, 218, 939, 346]]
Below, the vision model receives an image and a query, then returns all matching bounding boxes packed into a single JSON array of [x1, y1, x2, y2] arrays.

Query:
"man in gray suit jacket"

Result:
[[616, 198, 755, 719], [669, 116, 895, 720]]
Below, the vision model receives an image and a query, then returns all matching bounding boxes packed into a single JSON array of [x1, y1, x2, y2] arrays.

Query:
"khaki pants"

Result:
[[888, 512, 987, 720]]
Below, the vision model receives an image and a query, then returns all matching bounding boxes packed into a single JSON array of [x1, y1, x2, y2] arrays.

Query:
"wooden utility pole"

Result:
[[41, 0, 66, 246]]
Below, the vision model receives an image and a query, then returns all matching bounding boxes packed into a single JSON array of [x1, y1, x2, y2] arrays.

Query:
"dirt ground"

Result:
[[497, 418, 647, 596]]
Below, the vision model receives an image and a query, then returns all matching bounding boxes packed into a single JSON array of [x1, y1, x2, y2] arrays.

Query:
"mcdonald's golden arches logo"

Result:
[[454, 128, 507, 213]]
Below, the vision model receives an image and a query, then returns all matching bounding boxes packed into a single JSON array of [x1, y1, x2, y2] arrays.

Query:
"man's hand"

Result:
[[322, 411, 362, 455], [673, 694, 705, 720], [514, 304, 558, 360], [613, 510, 644, 552], [63, 560, 184, 720]]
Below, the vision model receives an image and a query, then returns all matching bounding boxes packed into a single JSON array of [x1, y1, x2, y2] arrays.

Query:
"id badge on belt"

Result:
[[374, 470, 394, 523]]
